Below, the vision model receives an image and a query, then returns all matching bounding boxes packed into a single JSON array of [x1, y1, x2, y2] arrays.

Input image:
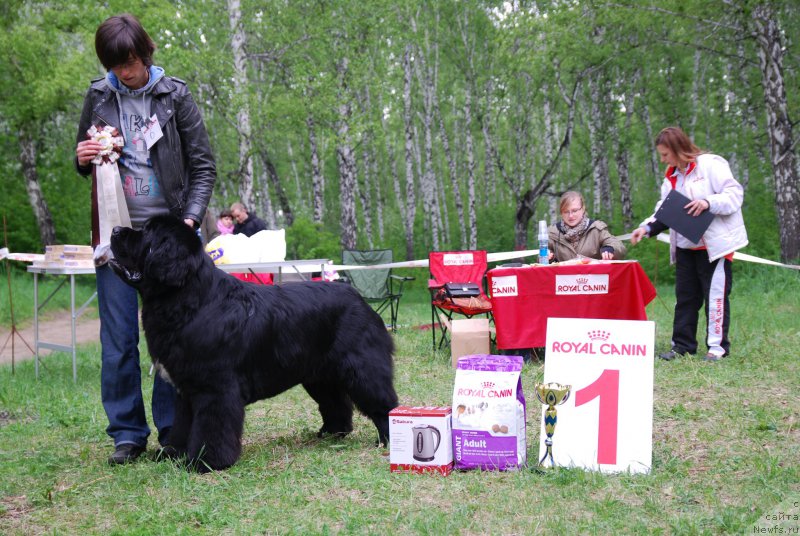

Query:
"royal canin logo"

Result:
[[491, 275, 518, 297], [481, 381, 495, 388], [555, 273, 609, 295], [551, 329, 647, 356], [588, 330, 610, 341], [443, 253, 474, 266]]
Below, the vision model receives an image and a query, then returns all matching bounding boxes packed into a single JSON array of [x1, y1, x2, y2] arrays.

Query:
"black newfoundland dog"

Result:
[[109, 215, 398, 472]]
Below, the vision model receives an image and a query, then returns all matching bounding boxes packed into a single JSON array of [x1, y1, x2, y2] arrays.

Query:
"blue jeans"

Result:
[[96, 264, 175, 448]]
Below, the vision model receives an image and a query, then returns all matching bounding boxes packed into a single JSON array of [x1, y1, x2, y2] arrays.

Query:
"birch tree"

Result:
[[227, 0, 256, 212], [752, 2, 800, 262]]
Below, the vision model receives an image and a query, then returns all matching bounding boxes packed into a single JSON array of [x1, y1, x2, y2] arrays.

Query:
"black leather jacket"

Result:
[[75, 75, 216, 235]]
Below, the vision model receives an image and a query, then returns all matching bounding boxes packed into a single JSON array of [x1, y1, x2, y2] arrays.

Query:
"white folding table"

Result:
[[27, 265, 97, 382], [216, 259, 330, 283]]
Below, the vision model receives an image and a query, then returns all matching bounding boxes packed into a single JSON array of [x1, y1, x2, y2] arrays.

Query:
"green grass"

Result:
[[1, 266, 799, 534]]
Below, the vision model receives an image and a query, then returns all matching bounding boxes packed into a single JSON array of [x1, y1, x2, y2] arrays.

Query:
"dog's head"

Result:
[[109, 215, 205, 291]]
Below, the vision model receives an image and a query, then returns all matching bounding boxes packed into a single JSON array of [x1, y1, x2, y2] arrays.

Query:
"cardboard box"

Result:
[[389, 406, 453, 475], [42, 245, 94, 266], [450, 318, 491, 368]]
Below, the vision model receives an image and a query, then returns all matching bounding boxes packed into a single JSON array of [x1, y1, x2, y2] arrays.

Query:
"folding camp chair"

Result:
[[342, 249, 414, 332], [428, 250, 493, 352]]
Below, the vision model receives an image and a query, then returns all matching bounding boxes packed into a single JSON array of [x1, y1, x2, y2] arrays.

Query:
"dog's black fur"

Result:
[[109, 215, 398, 472]]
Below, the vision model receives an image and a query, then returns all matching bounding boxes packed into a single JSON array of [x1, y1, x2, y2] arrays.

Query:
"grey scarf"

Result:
[[561, 216, 590, 243]]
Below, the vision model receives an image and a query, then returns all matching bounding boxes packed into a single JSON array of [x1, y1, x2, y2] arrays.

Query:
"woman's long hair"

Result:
[[655, 127, 704, 163]]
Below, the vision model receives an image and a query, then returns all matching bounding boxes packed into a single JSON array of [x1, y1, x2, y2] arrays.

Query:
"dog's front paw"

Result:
[[153, 445, 185, 462]]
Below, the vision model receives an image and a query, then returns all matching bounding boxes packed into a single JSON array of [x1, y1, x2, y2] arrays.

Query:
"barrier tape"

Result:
[[3, 237, 797, 272], [328, 249, 539, 272], [0, 248, 45, 263], [617, 233, 799, 271]]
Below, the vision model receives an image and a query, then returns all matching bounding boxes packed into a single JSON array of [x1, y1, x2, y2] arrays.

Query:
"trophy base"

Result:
[[535, 445, 557, 472]]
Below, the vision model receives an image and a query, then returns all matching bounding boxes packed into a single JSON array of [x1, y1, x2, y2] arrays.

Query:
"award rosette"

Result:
[[88, 125, 130, 265], [535, 382, 572, 470]]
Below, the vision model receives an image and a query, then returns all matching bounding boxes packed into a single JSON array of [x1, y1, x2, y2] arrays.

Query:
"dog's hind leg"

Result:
[[302, 382, 354, 438], [185, 386, 244, 473]]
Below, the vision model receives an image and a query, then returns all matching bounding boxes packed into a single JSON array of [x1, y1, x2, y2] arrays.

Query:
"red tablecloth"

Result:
[[488, 260, 656, 349]]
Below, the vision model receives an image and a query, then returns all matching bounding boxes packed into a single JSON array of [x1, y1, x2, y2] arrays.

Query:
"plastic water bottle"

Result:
[[538, 220, 549, 265]]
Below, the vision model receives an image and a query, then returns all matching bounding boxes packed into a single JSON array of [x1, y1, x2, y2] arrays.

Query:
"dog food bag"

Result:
[[452, 354, 526, 471]]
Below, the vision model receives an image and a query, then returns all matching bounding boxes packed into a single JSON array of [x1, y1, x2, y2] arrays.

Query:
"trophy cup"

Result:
[[535, 382, 572, 469]]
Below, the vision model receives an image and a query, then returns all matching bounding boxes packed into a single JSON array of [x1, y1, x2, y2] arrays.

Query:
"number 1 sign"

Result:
[[538, 317, 655, 474]]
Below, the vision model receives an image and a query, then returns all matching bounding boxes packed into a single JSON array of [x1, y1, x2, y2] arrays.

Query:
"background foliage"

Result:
[[1, 0, 797, 267]]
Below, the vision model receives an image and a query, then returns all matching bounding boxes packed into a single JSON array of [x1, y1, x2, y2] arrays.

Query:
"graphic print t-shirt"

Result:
[[117, 94, 169, 228], [108, 69, 171, 229]]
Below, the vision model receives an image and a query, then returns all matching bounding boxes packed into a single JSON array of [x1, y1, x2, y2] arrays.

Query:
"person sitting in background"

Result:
[[200, 208, 234, 244], [217, 209, 234, 236], [548, 191, 626, 262], [230, 202, 267, 237]]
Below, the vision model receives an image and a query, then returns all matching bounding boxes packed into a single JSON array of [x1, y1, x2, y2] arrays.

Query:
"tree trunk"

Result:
[[481, 80, 497, 207], [380, 94, 405, 253], [588, 73, 611, 218], [307, 115, 325, 223], [689, 47, 702, 140], [335, 57, 357, 250], [359, 130, 374, 249], [19, 128, 55, 246], [286, 138, 303, 211], [227, 0, 256, 211], [615, 72, 636, 229], [255, 170, 277, 229], [434, 82, 466, 249], [415, 56, 441, 251], [753, 4, 800, 263], [362, 87, 384, 243], [401, 44, 417, 259], [639, 98, 660, 188], [260, 150, 294, 227], [541, 85, 559, 226]]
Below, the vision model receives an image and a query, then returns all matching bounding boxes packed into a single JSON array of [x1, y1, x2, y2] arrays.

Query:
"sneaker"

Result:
[[108, 443, 145, 465], [658, 350, 684, 361], [703, 352, 723, 362]]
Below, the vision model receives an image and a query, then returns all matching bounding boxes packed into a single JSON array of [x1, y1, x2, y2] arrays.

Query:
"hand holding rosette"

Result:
[[87, 125, 124, 165], [88, 125, 131, 266]]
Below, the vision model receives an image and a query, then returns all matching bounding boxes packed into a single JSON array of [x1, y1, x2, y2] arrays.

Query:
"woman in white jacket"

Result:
[[631, 127, 748, 362]]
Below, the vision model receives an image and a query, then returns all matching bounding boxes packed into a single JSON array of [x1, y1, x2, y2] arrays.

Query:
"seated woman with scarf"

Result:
[[547, 191, 626, 262]]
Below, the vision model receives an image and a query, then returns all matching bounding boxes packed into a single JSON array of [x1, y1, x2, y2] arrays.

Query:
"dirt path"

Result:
[[0, 311, 101, 366]]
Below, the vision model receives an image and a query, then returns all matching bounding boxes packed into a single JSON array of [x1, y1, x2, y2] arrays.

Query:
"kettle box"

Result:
[[389, 406, 454, 475]]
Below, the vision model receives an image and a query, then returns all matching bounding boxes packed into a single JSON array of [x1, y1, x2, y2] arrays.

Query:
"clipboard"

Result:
[[654, 189, 714, 243]]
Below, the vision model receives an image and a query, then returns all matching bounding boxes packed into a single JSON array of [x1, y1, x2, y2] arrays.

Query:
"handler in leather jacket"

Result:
[[75, 59, 215, 238], [74, 14, 216, 466]]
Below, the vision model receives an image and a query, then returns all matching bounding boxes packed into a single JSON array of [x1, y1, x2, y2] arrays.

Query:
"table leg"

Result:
[[70, 274, 77, 383], [33, 272, 39, 379]]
